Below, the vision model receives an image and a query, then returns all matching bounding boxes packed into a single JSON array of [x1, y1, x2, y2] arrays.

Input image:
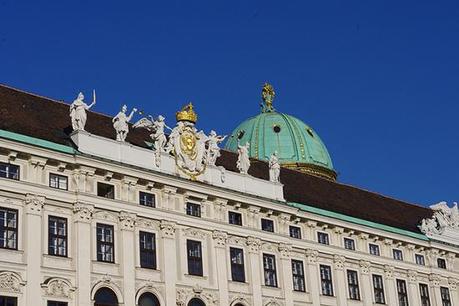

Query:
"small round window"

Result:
[[273, 125, 281, 133], [237, 130, 245, 139], [306, 128, 314, 138]]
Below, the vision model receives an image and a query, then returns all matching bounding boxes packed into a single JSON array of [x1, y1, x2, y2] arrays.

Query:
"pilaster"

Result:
[[383, 265, 396, 306], [119, 211, 137, 306], [359, 260, 373, 305], [305, 249, 320, 305], [160, 220, 177, 305], [212, 231, 229, 305], [246, 236, 262, 306], [407, 270, 420, 306], [429, 273, 443, 306], [333, 255, 347, 306], [278, 243, 293, 306]]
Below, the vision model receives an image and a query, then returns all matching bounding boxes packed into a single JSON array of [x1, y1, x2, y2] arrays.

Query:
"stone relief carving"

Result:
[[228, 236, 246, 246], [119, 211, 136, 230], [246, 237, 261, 253], [41, 277, 75, 299], [73, 202, 94, 221], [176, 285, 218, 306], [333, 255, 346, 270], [448, 278, 458, 290], [206, 130, 226, 166], [212, 231, 228, 247], [359, 260, 371, 274], [25, 194, 45, 213], [305, 249, 318, 264], [264, 298, 283, 306], [0, 271, 26, 293], [93, 210, 118, 222], [70, 91, 96, 131], [229, 294, 251, 306], [160, 220, 176, 238], [136, 218, 159, 230], [384, 265, 394, 279], [407, 270, 418, 283], [278, 243, 292, 258], [183, 227, 208, 239], [429, 274, 441, 287], [113, 104, 137, 142], [420, 201, 459, 245]]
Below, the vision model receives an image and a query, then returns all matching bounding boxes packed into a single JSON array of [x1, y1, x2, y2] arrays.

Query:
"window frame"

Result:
[[440, 286, 451, 306], [139, 231, 156, 269], [291, 259, 306, 292], [415, 254, 426, 266], [369, 243, 380, 256], [344, 238, 355, 250], [347, 269, 360, 300], [49, 173, 68, 190], [372, 274, 386, 304], [419, 283, 431, 306], [437, 258, 447, 269], [187, 239, 203, 276], [97, 182, 115, 199], [0, 207, 18, 250], [96, 223, 115, 263], [393, 249, 403, 261], [317, 231, 330, 245], [0, 296, 18, 306], [186, 202, 201, 218], [47, 301, 68, 306], [48, 215, 68, 257], [396, 279, 409, 306], [289, 225, 302, 239], [230, 247, 245, 282], [261, 218, 274, 232], [263, 253, 278, 287], [0, 162, 19, 180], [139, 191, 156, 208], [228, 211, 242, 226], [320, 264, 334, 296]]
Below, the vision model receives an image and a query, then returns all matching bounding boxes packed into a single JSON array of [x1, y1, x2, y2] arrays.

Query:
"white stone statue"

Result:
[[269, 151, 280, 183], [133, 115, 171, 152], [112, 104, 137, 142], [69, 90, 96, 131], [237, 142, 250, 175], [206, 130, 227, 166]]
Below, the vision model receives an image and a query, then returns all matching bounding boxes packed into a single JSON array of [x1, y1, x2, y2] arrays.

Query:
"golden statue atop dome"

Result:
[[176, 102, 198, 123], [261, 82, 275, 112]]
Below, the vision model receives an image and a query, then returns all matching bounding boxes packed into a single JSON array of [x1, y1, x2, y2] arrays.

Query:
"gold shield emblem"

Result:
[[180, 130, 197, 160]]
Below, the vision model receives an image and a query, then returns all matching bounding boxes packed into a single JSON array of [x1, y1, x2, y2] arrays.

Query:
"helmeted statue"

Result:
[[69, 91, 96, 131], [269, 151, 281, 183], [237, 142, 251, 175], [113, 104, 137, 142], [206, 130, 227, 166]]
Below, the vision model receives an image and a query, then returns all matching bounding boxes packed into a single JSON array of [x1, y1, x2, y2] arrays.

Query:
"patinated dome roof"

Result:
[[225, 84, 336, 180]]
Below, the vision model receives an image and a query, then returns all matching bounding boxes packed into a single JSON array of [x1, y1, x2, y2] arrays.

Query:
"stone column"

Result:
[[246, 237, 263, 306], [383, 265, 396, 306], [359, 260, 373, 305], [160, 220, 177, 305], [333, 255, 347, 306], [120, 177, 137, 202], [119, 212, 137, 306], [79, 166, 96, 194], [160, 186, 178, 211], [247, 206, 260, 228], [24, 194, 44, 306], [212, 231, 229, 305], [278, 214, 291, 235], [429, 274, 443, 306], [448, 278, 459, 305], [279, 243, 293, 306], [305, 221, 317, 241], [332, 227, 344, 246], [407, 270, 421, 306], [358, 233, 369, 252], [305, 249, 320, 306], [73, 202, 94, 306]]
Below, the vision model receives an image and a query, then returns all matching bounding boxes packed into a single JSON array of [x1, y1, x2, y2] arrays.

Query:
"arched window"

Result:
[[188, 298, 205, 306], [138, 292, 160, 306], [94, 287, 118, 306]]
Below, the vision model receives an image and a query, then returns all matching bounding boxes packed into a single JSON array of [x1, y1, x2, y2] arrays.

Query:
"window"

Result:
[[419, 284, 431, 306], [49, 173, 68, 190], [437, 258, 447, 269], [48, 216, 67, 257], [96, 223, 114, 263], [186, 202, 201, 218], [97, 182, 115, 199], [347, 270, 360, 300], [0, 207, 17, 250], [139, 191, 155, 207], [289, 226, 301, 239], [317, 232, 329, 245], [393, 249, 403, 261], [0, 163, 19, 180], [372, 274, 385, 304], [228, 211, 242, 226], [230, 247, 245, 282], [369, 244, 380, 256], [292, 260, 305, 292], [0, 296, 17, 306], [139, 231, 156, 269], [263, 254, 277, 287], [441, 287, 451, 306], [187, 240, 203, 276], [47, 301, 68, 306], [320, 265, 333, 296], [138, 292, 160, 306], [188, 298, 205, 306], [94, 287, 118, 306], [415, 254, 425, 266], [396, 279, 409, 306], [344, 238, 355, 250], [261, 218, 274, 232]]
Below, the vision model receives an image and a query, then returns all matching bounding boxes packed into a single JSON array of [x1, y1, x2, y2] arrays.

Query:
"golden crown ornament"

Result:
[[176, 102, 198, 123]]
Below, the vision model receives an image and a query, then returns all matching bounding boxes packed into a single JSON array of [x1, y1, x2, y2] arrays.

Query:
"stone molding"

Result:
[[305, 249, 318, 264], [119, 211, 136, 230], [25, 193, 45, 214], [359, 260, 371, 274], [212, 231, 228, 248], [41, 277, 76, 299], [160, 220, 176, 239], [278, 243, 292, 258], [246, 237, 261, 253], [333, 255, 346, 270], [0, 271, 26, 293], [73, 202, 94, 222], [176, 285, 218, 306], [429, 274, 441, 288], [407, 270, 418, 283]]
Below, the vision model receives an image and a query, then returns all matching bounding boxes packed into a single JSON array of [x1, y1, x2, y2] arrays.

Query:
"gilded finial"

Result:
[[261, 82, 275, 113], [176, 102, 198, 123]]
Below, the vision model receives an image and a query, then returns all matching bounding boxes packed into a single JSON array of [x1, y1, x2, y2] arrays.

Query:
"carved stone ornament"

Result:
[[246, 237, 261, 253], [334, 255, 346, 270], [230, 294, 251, 306], [212, 231, 228, 247], [25, 194, 45, 214], [407, 270, 418, 283], [264, 298, 283, 306], [0, 271, 26, 293], [73, 202, 94, 222], [119, 211, 136, 230], [176, 285, 218, 306], [160, 220, 176, 238], [278, 243, 292, 258], [429, 274, 441, 287], [384, 265, 394, 279], [419, 201, 459, 245], [41, 277, 75, 299], [448, 278, 458, 290], [306, 249, 319, 264], [183, 227, 207, 239], [359, 260, 371, 274]]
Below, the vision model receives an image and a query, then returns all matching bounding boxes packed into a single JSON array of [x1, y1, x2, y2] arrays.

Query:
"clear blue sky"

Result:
[[1, 1, 458, 206]]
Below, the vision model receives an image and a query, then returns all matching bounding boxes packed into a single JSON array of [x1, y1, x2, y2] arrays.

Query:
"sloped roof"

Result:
[[0, 84, 432, 233]]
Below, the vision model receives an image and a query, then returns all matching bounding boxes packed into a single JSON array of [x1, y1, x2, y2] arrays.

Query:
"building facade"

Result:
[[0, 83, 457, 306]]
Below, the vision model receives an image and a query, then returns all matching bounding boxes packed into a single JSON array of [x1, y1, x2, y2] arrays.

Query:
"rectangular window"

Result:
[[49, 173, 68, 190], [289, 226, 301, 239], [441, 287, 451, 306], [0, 207, 17, 250], [292, 260, 305, 292], [344, 238, 355, 250], [437, 258, 447, 269], [230, 247, 245, 282], [347, 270, 360, 300], [0, 296, 17, 306], [320, 265, 333, 296], [397, 279, 409, 306], [187, 240, 203, 276], [0, 163, 19, 180], [419, 284, 431, 306], [48, 216, 67, 257], [415, 254, 425, 266], [393, 249, 403, 261], [96, 223, 114, 263], [263, 254, 277, 287], [228, 211, 242, 226], [369, 244, 380, 256], [139, 231, 156, 269], [47, 301, 68, 306], [97, 182, 115, 199], [139, 191, 155, 207], [261, 219, 274, 232], [186, 202, 201, 218], [318, 232, 329, 245], [372, 274, 385, 304]]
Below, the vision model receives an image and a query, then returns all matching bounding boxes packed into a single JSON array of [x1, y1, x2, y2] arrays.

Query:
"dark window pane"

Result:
[[344, 238, 355, 250], [48, 216, 67, 257], [186, 203, 201, 217], [0, 163, 19, 180], [292, 260, 305, 292], [397, 279, 409, 306], [261, 219, 274, 232], [369, 244, 380, 256], [94, 287, 118, 305], [372, 274, 385, 304], [139, 231, 156, 269], [0, 208, 18, 250], [47, 301, 68, 306], [320, 265, 334, 296], [416, 254, 425, 265], [419, 284, 431, 306], [347, 270, 360, 300], [0, 296, 17, 306], [263, 254, 277, 287], [393, 249, 403, 261], [228, 211, 242, 226], [437, 258, 447, 269], [187, 240, 203, 276], [441, 287, 451, 306], [138, 292, 160, 306], [230, 247, 245, 282], [289, 226, 301, 239], [318, 232, 329, 245], [49, 173, 68, 190], [97, 224, 115, 263], [188, 298, 205, 306], [97, 182, 115, 199], [139, 192, 155, 207]]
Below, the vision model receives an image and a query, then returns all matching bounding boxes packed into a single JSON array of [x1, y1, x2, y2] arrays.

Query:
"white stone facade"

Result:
[[0, 135, 458, 306]]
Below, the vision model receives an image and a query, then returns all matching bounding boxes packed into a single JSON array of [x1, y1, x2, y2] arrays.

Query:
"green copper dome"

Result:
[[225, 84, 336, 180]]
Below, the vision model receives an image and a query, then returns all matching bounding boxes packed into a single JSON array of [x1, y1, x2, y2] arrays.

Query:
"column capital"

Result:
[[448, 277, 458, 291], [25, 194, 45, 215], [407, 270, 418, 283], [212, 231, 228, 248], [73, 202, 94, 222], [246, 237, 261, 253], [384, 265, 395, 279], [119, 211, 136, 231], [305, 249, 319, 264], [160, 220, 176, 239], [334, 255, 346, 270], [359, 260, 371, 274], [429, 274, 441, 288], [278, 243, 292, 259]]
